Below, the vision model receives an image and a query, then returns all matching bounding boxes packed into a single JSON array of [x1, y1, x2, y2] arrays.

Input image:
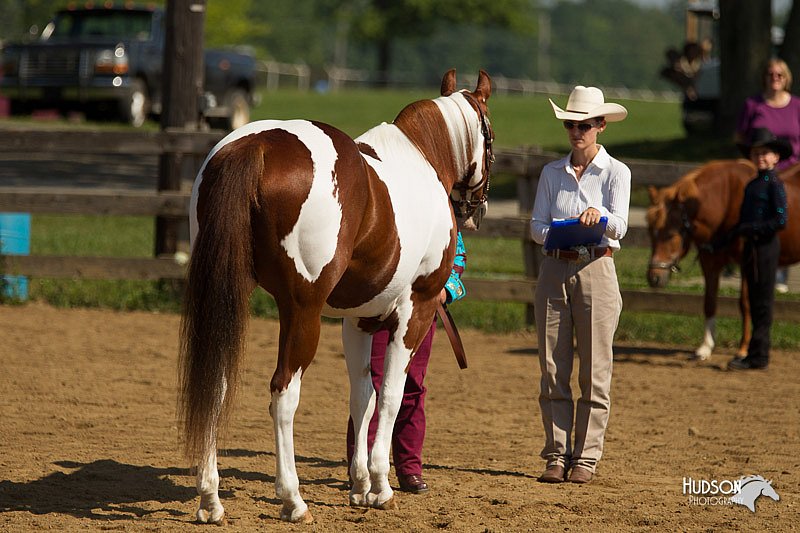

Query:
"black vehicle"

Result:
[[0, 4, 257, 129]]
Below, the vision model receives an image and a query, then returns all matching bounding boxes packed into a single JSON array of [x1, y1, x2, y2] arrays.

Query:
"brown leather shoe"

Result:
[[537, 465, 566, 483], [568, 466, 593, 484], [397, 473, 429, 494]]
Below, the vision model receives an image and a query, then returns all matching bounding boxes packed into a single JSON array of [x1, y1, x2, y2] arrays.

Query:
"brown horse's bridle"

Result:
[[648, 201, 694, 273], [451, 91, 494, 220]]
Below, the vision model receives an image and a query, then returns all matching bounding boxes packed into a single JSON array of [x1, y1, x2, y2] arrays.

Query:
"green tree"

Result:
[[547, 0, 683, 90], [345, 0, 536, 85], [205, 0, 259, 49]]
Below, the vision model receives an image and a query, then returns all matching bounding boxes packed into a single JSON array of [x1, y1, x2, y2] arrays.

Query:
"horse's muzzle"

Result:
[[460, 202, 487, 231], [646, 266, 671, 288]]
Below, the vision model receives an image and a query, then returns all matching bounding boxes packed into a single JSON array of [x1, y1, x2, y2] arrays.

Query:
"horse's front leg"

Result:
[[695, 253, 724, 360], [268, 310, 320, 524], [342, 318, 377, 507], [365, 330, 414, 510]]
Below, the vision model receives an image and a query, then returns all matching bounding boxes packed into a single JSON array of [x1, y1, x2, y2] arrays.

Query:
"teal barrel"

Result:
[[0, 213, 31, 299]]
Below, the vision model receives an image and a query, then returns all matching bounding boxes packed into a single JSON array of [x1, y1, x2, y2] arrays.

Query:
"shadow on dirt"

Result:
[[0, 459, 197, 520]]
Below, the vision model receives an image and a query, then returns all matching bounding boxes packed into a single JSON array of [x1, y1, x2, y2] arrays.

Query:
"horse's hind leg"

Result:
[[196, 447, 225, 524], [268, 307, 319, 524], [737, 277, 752, 357], [342, 318, 378, 507]]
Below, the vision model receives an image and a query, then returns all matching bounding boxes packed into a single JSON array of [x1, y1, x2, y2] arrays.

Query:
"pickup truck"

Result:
[[0, 4, 258, 129]]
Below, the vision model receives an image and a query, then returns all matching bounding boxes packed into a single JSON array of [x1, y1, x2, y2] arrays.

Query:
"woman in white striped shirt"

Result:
[[530, 86, 631, 485]]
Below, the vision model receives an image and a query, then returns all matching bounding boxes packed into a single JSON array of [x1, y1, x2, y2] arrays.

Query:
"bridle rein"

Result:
[[451, 91, 494, 220]]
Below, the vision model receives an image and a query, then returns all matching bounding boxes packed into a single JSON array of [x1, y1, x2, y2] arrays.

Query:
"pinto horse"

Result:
[[646, 159, 800, 359], [178, 70, 494, 524]]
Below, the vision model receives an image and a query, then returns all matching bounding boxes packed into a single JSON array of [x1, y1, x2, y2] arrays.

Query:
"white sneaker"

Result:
[[776, 283, 789, 294]]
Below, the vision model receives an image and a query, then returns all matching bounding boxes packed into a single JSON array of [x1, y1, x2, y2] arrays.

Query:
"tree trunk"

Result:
[[779, 1, 800, 82], [718, 0, 772, 134], [375, 36, 391, 88], [156, 0, 206, 257]]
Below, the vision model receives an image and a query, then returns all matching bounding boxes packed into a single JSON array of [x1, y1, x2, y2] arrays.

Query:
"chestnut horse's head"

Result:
[[645, 180, 700, 288]]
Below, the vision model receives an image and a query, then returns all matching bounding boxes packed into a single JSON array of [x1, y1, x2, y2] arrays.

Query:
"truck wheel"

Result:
[[120, 79, 150, 127], [208, 88, 250, 131]]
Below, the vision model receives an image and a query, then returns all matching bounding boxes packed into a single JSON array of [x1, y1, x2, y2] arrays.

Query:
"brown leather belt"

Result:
[[545, 246, 613, 261]]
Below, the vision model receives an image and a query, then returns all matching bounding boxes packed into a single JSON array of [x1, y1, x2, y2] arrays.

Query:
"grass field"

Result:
[[251, 88, 741, 161]]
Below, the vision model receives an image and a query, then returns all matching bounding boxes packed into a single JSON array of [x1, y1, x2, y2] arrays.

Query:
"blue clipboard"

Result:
[[544, 217, 608, 251]]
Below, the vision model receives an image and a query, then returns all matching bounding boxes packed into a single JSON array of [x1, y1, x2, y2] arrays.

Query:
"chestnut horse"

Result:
[[179, 70, 494, 524], [646, 159, 800, 359]]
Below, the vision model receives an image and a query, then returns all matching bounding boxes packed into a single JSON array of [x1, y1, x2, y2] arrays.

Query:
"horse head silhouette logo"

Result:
[[730, 475, 780, 512]]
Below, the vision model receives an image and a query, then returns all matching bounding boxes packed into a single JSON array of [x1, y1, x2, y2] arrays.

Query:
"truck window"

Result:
[[49, 11, 153, 41]]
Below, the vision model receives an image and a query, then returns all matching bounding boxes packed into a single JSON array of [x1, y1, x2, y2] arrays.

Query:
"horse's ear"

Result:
[[441, 69, 457, 96], [474, 70, 492, 102], [648, 185, 658, 204]]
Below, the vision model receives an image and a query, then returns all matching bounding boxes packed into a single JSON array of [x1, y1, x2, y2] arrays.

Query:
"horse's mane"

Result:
[[740, 474, 769, 485]]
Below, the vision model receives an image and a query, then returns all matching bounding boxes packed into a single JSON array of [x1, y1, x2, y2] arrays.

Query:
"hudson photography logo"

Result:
[[682, 475, 780, 512]]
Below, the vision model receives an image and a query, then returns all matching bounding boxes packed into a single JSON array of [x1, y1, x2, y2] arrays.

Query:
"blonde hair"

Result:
[[763, 58, 793, 92]]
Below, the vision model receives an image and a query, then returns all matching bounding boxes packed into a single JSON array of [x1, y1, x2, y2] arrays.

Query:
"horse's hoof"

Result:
[[349, 494, 370, 507], [280, 505, 313, 524], [689, 352, 710, 362], [197, 508, 226, 525], [374, 496, 398, 510], [693, 347, 712, 360]]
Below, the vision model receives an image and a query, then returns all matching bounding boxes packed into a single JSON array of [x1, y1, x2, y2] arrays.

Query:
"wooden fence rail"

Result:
[[1, 128, 798, 321]]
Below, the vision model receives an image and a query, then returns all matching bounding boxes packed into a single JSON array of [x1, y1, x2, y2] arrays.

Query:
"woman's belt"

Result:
[[545, 246, 613, 262]]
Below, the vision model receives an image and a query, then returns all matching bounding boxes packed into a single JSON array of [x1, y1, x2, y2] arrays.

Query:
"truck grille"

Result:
[[19, 49, 84, 83]]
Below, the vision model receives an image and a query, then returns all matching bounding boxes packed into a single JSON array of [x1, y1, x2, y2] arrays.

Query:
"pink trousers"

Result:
[[346, 322, 436, 476]]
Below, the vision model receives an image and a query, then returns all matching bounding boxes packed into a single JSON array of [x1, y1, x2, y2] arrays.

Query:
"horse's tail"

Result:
[[179, 141, 262, 466]]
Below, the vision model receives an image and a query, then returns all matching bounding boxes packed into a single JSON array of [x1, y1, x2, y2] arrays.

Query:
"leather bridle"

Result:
[[451, 91, 494, 220]]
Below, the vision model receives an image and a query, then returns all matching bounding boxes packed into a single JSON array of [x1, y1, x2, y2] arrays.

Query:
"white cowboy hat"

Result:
[[549, 86, 628, 122]]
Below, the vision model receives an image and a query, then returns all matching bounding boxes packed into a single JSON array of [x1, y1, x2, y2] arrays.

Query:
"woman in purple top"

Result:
[[736, 58, 800, 172], [736, 58, 799, 293]]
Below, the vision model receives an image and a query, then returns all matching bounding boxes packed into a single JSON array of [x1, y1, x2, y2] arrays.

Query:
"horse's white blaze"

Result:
[[435, 91, 487, 188], [190, 120, 343, 284]]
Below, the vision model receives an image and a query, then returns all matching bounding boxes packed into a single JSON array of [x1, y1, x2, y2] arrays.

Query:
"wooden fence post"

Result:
[[156, 0, 206, 257]]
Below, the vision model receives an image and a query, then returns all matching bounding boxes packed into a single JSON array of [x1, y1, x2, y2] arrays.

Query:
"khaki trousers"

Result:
[[534, 255, 622, 473]]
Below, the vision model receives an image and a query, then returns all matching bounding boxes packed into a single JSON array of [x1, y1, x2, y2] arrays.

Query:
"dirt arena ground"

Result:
[[1, 303, 798, 531]]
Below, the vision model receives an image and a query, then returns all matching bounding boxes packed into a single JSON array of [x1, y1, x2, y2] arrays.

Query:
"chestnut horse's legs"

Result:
[[342, 318, 378, 507], [738, 276, 752, 357], [268, 308, 320, 524], [695, 253, 724, 359]]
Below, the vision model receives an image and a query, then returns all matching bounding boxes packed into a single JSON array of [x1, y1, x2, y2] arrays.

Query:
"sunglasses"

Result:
[[563, 120, 599, 132]]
